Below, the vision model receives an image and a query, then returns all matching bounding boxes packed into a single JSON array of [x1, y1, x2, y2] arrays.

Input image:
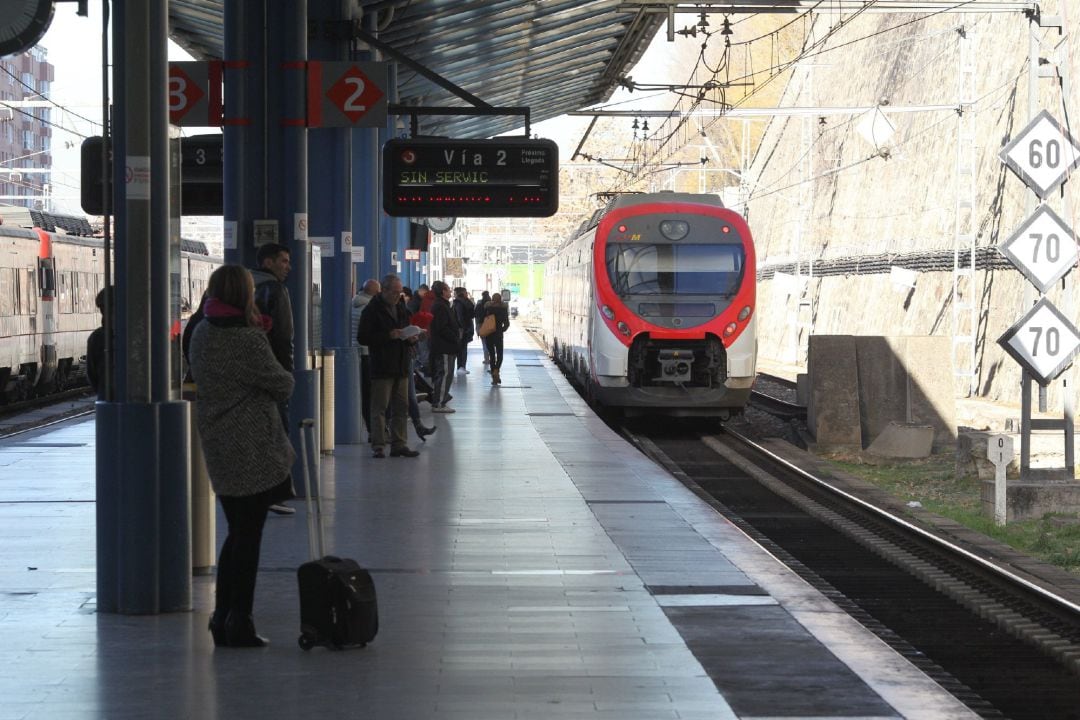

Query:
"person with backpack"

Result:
[[452, 287, 475, 374], [480, 292, 511, 385]]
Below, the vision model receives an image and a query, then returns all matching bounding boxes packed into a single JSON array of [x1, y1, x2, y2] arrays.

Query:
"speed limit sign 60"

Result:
[[999, 110, 1080, 199]]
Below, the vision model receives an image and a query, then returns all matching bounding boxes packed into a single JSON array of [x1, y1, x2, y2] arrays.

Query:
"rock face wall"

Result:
[[746, 3, 1080, 411]]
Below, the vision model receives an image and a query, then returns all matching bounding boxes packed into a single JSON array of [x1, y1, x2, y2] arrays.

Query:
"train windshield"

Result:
[[605, 243, 744, 296]]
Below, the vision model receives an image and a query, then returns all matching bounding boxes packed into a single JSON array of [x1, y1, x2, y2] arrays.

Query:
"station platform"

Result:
[[0, 327, 977, 720]]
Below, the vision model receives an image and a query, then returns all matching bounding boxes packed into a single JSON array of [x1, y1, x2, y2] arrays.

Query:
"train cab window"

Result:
[[605, 243, 744, 296]]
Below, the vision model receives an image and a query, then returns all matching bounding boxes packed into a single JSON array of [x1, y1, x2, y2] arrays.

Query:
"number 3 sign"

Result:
[[307, 61, 388, 128]]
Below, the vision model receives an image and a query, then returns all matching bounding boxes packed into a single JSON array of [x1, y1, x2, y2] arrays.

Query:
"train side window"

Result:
[[59, 271, 72, 314], [0, 267, 12, 317], [12, 269, 20, 315], [25, 268, 35, 315]]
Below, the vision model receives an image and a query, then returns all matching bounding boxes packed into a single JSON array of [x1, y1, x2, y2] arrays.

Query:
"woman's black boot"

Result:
[[414, 421, 436, 441], [208, 611, 229, 647], [225, 613, 269, 648]]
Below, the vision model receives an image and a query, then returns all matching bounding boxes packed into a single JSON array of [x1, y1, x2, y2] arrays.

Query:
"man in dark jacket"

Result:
[[356, 273, 420, 458], [428, 280, 460, 413], [86, 287, 113, 399], [250, 242, 296, 513], [452, 287, 475, 375]]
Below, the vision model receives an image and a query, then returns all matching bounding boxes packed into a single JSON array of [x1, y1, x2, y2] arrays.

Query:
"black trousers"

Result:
[[360, 354, 372, 433], [456, 339, 470, 370], [215, 494, 270, 618], [485, 334, 505, 369]]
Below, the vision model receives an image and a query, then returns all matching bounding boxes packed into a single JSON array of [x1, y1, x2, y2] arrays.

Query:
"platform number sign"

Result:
[[998, 205, 1078, 294], [999, 110, 1080, 199], [997, 297, 1080, 385]]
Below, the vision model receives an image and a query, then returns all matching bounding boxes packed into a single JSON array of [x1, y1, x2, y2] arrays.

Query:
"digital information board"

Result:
[[383, 137, 559, 218]]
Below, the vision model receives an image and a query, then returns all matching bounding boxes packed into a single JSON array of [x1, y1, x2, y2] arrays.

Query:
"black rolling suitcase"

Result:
[[296, 419, 378, 651]]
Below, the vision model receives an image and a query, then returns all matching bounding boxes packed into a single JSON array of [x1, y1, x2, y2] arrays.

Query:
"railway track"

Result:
[[624, 423, 1080, 719], [0, 389, 96, 439]]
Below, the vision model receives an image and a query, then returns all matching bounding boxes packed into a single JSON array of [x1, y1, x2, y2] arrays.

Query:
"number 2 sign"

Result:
[[308, 61, 387, 128]]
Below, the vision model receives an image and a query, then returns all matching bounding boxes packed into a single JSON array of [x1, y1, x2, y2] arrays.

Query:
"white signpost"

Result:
[[986, 435, 1014, 526], [997, 108, 1078, 485]]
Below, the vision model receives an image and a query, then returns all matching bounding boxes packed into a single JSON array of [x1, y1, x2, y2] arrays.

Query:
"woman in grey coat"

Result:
[[189, 264, 295, 648]]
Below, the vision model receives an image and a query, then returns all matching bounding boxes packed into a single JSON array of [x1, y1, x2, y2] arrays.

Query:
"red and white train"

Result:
[[542, 192, 756, 418], [0, 218, 217, 401]]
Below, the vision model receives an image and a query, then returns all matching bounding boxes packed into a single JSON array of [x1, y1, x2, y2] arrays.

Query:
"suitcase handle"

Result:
[[298, 418, 324, 560]]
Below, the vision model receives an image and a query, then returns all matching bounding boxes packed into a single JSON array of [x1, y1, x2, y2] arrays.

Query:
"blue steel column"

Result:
[[379, 62, 395, 279], [150, 0, 191, 612], [309, 0, 362, 444], [225, 0, 315, 491], [98, 0, 193, 614], [351, 20, 379, 283], [267, 0, 317, 491], [224, 0, 265, 269]]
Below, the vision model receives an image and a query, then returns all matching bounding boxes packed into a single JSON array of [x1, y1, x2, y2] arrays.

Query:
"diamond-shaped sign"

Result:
[[308, 61, 388, 128], [327, 66, 384, 124], [999, 204, 1078, 294], [998, 297, 1080, 385], [999, 110, 1080, 199]]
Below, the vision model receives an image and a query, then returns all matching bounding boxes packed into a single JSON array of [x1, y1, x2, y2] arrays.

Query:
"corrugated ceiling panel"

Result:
[[167, 0, 660, 138]]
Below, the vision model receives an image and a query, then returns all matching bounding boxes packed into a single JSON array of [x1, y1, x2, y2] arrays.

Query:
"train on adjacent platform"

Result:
[[0, 217, 217, 402], [542, 192, 756, 418]]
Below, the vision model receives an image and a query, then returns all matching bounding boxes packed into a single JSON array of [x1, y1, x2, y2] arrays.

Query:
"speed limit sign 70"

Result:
[[998, 297, 1080, 385]]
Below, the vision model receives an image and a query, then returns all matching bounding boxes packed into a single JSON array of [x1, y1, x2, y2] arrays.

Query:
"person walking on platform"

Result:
[[428, 280, 460, 412], [351, 279, 380, 440], [452, 287, 475, 374], [357, 273, 421, 458], [250, 242, 296, 516], [481, 292, 511, 385], [474, 290, 490, 366], [189, 264, 296, 648]]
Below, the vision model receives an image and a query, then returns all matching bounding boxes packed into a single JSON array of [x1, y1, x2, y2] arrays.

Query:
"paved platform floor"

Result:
[[0, 328, 977, 719]]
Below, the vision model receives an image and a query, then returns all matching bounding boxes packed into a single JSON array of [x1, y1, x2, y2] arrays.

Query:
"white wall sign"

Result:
[[223, 220, 237, 250], [341, 231, 353, 254], [999, 204, 1078, 294], [352, 245, 364, 262], [125, 156, 151, 200], [311, 236, 333, 257], [999, 110, 1080, 199], [997, 297, 1080, 385], [294, 212, 308, 241]]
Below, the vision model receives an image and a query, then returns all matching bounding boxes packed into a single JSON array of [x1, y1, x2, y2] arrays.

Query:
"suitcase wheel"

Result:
[[298, 633, 316, 651]]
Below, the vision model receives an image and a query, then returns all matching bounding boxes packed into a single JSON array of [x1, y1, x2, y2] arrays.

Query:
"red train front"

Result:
[[543, 192, 756, 418]]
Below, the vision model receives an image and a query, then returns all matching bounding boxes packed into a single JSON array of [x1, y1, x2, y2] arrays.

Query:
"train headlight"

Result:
[[616, 321, 631, 336], [723, 322, 737, 337], [738, 305, 751, 321], [659, 220, 690, 241], [601, 305, 615, 320]]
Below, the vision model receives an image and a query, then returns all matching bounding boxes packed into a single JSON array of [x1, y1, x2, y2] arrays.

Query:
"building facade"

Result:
[[0, 47, 54, 209]]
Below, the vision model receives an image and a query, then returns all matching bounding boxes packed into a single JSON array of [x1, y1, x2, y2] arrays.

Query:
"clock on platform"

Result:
[[0, 1, 54, 58], [425, 217, 456, 234]]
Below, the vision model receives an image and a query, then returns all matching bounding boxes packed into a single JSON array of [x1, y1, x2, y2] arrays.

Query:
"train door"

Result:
[[34, 229, 57, 386]]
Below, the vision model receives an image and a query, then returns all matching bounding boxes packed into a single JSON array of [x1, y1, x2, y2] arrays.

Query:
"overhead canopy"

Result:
[[168, 0, 663, 139]]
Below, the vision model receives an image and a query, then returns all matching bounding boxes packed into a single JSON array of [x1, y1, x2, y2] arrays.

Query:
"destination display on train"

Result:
[[383, 138, 559, 218]]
